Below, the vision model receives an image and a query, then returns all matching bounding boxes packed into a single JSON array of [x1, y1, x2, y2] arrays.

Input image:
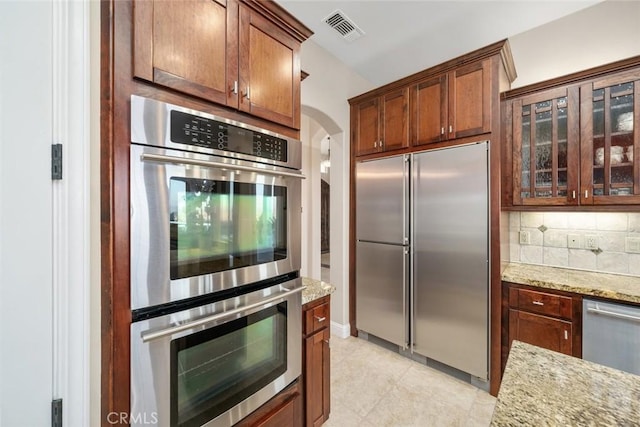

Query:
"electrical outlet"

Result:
[[585, 234, 599, 250], [626, 237, 640, 254], [519, 230, 531, 245], [567, 234, 581, 249]]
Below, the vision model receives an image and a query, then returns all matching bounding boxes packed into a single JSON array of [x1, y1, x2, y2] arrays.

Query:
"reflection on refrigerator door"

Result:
[[356, 240, 408, 348]]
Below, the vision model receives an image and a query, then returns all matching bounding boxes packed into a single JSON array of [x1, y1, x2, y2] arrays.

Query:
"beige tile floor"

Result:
[[324, 336, 496, 427]]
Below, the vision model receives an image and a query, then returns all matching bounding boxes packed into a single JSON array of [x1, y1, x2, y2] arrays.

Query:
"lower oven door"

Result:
[[130, 278, 303, 427]]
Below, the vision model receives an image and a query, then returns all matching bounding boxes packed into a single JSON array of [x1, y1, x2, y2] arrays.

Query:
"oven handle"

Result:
[[140, 286, 306, 342], [140, 153, 306, 179]]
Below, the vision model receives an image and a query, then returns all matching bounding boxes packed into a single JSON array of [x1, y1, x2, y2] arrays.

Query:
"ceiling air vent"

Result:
[[323, 9, 365, 43]]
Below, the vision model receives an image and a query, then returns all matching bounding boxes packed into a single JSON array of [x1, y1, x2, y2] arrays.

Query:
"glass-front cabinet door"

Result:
[[512, 86, 580, 205], [581, 74, 640, 204]]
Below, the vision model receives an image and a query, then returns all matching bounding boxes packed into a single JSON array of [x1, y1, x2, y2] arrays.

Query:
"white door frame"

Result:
[[52, 0, 92, 425]]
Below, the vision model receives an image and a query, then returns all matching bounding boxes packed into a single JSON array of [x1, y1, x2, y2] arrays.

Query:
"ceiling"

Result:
[[278, 0, 603, 86]]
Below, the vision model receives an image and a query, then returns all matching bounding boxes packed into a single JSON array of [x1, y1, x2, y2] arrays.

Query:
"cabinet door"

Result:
[[509, 309, 572, 356], [133, 0, 238, 107], [305, 328, 330, 427], [412, 75, 447, 146], [354, 99, 381, 156], [580, 72, 640, 204], [512, 87, 580, 205], [239, 4, 301, 128], [448, 59, 491, 139], [381, 88, 409, 152]]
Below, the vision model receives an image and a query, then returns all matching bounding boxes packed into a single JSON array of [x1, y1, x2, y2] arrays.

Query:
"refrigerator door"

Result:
[[356, 241, 409, 348], [412, 142, 489, 379], [356, 155, 408, 244]]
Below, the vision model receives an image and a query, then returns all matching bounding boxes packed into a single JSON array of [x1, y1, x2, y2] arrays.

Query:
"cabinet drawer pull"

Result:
[[441, 127, 445, 135], [572, 190, 576, 199], [449, 125, 453, 133], [231, 80, 238, 95], [243, 87, 250, 100], [564, 330, 568, 340], [380, 140, 383, 147], [314, 316, 326, 322], [585, 190, 589, 199], [532, 301, 544, 306], [374, 141, 377, 148]]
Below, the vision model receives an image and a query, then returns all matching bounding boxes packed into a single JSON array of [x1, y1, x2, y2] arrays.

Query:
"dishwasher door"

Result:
[[583, 298, 640, 375]]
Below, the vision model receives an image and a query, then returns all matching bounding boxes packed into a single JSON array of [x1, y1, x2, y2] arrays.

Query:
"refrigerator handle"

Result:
[[403, 246, 409, 349], [403, 154, 410, 244], [409, 154, 416, 352]]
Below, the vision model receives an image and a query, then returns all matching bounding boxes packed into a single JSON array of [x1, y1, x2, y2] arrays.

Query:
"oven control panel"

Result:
[[170, 110, 287, 162]]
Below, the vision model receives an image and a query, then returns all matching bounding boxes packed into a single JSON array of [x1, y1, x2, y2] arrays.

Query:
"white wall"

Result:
[[0, 2, 54, 425], [509, 0, 640, 88], [299, 40, 373, 333]]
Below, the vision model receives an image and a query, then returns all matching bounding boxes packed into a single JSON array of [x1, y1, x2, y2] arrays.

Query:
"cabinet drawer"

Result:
[[509, 288, 572, 319], [304, 301, 330, 335]]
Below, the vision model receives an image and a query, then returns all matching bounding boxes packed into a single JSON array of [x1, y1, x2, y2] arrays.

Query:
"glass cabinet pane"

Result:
[[519, 96, 569, 200], [592, 81, 635, 197]]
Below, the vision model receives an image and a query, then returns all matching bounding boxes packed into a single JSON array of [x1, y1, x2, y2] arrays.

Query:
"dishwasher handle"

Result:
[[586, 306, 640, 323]]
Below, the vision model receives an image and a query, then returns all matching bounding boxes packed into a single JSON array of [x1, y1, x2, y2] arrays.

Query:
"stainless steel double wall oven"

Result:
[[129, 95, 304, 427]]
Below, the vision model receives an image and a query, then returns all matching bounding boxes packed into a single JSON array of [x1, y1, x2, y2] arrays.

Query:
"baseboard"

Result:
[[330, 321, 350, 339]]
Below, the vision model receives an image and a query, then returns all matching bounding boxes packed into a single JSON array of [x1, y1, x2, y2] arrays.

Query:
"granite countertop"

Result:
[[491, 340, 640, 426], [301, 277, 335, 305], [502, 262, 640, 304]]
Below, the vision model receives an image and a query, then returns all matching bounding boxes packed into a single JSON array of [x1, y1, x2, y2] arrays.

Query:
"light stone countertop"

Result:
[[491, 340, 640, 426], [502, 262, 640, 304], [301, 277, 335, 305]]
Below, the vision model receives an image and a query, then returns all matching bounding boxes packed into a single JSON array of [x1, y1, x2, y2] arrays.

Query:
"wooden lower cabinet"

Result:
[[303, 296, 331, 427], [502, 282, 582, 373], [508, 309, 573, 355], [235, 379, 303, 427]]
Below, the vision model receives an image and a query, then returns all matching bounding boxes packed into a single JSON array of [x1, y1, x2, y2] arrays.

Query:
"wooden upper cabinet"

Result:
[[510, 86, 580, 206], [134, 0, 236, 106], [238, 4, 300, 128], [133, 0, 309, 129], [503, 58, 640, 208], [412, 59, 491, 146], [449, 59, 491, 139], [412, 75, 447, 145], [580, 70, 640, 205], [353, 88, 409, 156]]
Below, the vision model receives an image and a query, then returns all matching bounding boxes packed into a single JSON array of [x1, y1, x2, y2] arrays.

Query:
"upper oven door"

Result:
[[130, 143, 302, 309]]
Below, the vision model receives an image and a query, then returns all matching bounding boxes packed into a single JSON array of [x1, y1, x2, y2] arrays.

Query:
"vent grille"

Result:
[[323, 9, 364, 42]]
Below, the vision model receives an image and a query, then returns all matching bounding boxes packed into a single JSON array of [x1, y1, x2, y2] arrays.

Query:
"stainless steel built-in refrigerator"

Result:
[[355, 142, 489, 380]]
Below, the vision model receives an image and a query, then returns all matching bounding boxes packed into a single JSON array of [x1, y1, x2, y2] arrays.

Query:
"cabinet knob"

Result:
[[314, 315, 326, 322]]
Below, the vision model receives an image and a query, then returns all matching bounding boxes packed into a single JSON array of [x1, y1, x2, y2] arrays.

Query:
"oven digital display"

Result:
[[169, 110, 288, 162]]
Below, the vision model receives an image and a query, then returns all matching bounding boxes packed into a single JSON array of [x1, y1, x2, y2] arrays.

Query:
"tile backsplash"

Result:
[[509, 212, 640, 276]]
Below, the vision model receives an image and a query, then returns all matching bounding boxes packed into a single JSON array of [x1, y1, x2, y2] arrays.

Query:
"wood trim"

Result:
[[488, 54, 504, 397], [240, 0, 313, 43], [348, 39, 514, 105], [132, 0, 152, 81], [504, 55, 640, 99], [100, 0, 116, 423]]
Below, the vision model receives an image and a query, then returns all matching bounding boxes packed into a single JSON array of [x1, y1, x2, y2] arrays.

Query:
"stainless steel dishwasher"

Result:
[[583, 298, 640, 375]]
